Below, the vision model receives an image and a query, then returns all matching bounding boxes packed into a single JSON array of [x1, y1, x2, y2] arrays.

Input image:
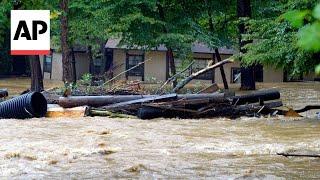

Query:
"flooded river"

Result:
[[0, 82, 319, 179]]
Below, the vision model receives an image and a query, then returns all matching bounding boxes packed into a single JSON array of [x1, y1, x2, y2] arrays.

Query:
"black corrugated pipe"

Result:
[[0, 92, 47, 119]]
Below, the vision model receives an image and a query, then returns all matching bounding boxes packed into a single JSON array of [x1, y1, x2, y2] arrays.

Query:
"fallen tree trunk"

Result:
[[137, 101, 283, 120], [101, 92, 231, 111], [277, 152, 320, 158], [58, 95, 157, 108], [231, 89, 280, 105], [172, 58, 233, 93], [85, 107, 135, 118], [59, 92, 232, 108], [102, 94, 178, 111]]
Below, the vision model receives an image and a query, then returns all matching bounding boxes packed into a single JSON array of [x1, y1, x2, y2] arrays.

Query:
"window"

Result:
[[126, 54, 144, 77], [93, 57, 102, 75], [255, 64, 263, 82], [192, 58, 214, 80], [231, 67, 241, 83], [43, 51, 53, 79], [43, 54, 52, 73]]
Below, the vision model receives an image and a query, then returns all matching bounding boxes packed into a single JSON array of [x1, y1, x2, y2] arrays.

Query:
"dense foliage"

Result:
[[0, 0, 319, 77], [242, 0, 320, 76]]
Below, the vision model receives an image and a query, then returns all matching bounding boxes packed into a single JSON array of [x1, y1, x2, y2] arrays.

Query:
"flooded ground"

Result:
[[0, 77, 63, 96], [0, 81, 319, 179]]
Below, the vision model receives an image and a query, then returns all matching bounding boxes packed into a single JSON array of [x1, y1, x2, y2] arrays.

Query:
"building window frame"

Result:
[[43, 50, 53, 79], [125, 52, 145, 81], [231, 67, 241, 83]]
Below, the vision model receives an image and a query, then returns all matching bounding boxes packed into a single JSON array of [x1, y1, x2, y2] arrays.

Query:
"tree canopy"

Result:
[[241, 0, 320, 76], [0, 0, 319, 79]]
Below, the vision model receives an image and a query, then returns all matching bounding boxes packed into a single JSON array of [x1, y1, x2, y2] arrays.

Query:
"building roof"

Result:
[[105, 39, 235, 55]]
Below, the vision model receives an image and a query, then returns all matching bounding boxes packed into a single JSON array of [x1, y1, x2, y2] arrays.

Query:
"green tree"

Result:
[[242, 0, 319, 78], [284, 3, 320, 75], [107, 0, 197, 87]]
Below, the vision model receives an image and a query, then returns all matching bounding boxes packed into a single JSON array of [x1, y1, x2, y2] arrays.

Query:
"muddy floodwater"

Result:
[[0, 82, 320, 179]]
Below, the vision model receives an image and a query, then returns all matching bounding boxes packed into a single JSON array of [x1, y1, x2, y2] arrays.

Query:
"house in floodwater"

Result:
[[40, 39, 318, 84]]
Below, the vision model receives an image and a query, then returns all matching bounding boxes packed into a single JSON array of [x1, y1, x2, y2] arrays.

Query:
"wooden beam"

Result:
[[215, 48, 229, 89]]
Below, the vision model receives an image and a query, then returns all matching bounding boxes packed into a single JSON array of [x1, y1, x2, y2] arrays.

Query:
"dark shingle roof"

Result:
[[105, 39, 234, 55]]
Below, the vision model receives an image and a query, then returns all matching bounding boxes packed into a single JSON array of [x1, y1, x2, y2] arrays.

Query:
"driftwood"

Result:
[[137, 101, 283, 120], [172, 58, 233, 93], [231, 89, 280, 105], [59, 92, 232, 109], [276, 105, 320, 116], [295, 105, 320, 113], [59, 95, 157, 108], [277, 152, 320, 158], [85, 107, 135, 118], [101, 94, 178, 111]]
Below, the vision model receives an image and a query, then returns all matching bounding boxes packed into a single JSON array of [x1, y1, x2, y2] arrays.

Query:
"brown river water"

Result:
[[0, 82, 319, 179]]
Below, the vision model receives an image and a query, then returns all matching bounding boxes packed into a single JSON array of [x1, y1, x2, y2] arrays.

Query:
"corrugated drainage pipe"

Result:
[[0, 92, 47, 119]]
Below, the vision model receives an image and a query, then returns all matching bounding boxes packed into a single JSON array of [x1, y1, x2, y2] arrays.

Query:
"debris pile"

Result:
[[56, 89, 284, 119]]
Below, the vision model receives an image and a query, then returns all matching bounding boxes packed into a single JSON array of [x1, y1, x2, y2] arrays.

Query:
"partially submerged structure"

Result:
[[40, 39, 317, 84]]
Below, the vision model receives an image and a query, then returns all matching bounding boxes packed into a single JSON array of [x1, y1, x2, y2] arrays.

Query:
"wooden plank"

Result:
[[46, 104, 87, 118]]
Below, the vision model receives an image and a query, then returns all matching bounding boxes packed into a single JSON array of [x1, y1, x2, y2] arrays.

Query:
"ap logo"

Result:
[[11, 10, 50, 55]]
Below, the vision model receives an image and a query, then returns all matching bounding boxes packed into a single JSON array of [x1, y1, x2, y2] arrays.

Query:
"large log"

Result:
[[103, 92, 233, 112], [172, 58, 233, 93], [59, 92, 232, 108], [59, 95, 157, 108], [137, 100, 283, 120], [102, 94, 178, 111], [231, 89, 280, 105]]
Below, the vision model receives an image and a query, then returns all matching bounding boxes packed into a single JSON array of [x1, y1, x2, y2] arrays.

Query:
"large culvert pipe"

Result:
[[0, 92, 47, 119]]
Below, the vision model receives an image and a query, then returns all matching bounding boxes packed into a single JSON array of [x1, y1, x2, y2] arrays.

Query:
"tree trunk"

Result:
[[237, 0, 255, 90], [88, 46, 94, 74], [71, 47, 77, 83], [214, 49, 229, 89], [206, 0, 228, 89], [157, 2, 177, 87], [29, 56, 44, 92], [167, 48, 177, 87], [172, 59, 233, 93], [60, 0, 73, 83]]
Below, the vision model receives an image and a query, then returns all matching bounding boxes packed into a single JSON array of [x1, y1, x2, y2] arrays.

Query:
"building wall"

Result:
[[112, 49, 290, 84], [75, 53, 90, 80], [40, 52, 90, 81], [40, 52, 63, 80], [112, 49, 167, 82], [263, 66, 283, 82], [145, 51, 167, 82], [304, 72, 320, 81]]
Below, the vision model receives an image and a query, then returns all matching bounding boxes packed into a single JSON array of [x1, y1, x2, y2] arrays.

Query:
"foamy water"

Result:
[[0, 82, 319, 179]]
